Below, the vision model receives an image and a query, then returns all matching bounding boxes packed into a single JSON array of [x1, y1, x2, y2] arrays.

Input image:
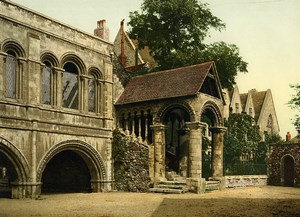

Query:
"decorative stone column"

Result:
[[210, 127, 226, 178], [150, 124, 167, 182], [185, 122, 206, 178]]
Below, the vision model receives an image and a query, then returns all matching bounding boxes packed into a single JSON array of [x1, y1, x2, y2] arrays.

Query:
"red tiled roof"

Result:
[[115, 62, 214, 105]]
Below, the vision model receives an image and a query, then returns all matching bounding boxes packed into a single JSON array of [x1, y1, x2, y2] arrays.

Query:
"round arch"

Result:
[[0, 137, 30, 185], [157, 101, 196, 124], [40, 51, 59, 67], [88, 66, 103, 79], [200, 101, 223, 127], [36, 140, 107, 188], [157, 102, 194, 174], [1, 39, 26, 57], [60, 53, 86, 75], [280, 154, 295, 187]]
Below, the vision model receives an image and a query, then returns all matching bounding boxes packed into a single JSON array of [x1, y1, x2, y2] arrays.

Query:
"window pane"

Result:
[[5, 55, 16, 98], [42, 65, 51, 104], [88, 78, 96, 112], [62, 71, 78, 109]]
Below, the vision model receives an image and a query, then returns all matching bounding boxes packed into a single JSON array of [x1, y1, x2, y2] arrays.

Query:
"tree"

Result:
[[224, 112, 261, 167], [288, 84, 300, 134], [128, 0, 248, 90], [199, 42, 248, 90]]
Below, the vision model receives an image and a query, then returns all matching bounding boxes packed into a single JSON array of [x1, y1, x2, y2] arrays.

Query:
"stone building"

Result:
[[115, 61, 227, 191], [113, 19, 156, 72], [0, 0, 114, 198], [224, 86, 280, 138]]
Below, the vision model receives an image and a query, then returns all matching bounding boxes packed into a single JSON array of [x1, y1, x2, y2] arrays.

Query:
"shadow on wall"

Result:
[[150, 197, 300, 217]]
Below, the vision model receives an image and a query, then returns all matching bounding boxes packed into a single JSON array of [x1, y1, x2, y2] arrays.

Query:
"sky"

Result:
[[11, 0, 299, 139]]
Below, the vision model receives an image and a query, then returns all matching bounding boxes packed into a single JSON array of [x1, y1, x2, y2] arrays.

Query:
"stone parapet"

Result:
[[225, 175, 268, 188]]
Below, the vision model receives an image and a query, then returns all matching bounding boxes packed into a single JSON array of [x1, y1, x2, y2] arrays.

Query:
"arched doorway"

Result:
[[0, 152, 18, 198], [38, 140, 107, 194], [283, 155, 295, 187], [200, 102, 223, 179], [162, 107, 190, 176], [0, 138, 29, 198], [42, 150, 91, 193]]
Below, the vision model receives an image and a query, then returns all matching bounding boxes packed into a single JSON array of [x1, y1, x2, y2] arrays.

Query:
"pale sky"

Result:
[[12, 0, 299, 139]]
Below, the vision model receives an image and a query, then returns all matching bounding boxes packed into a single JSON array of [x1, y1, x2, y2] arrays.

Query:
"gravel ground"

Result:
[[1, 186, 300, 217]]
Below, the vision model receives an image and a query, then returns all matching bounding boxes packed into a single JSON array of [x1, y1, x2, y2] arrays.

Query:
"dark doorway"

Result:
[[163, 107, 190, 174], [0, 152, 18, 198], [283, 155, 295, 187], [42, 150, 91, 193]]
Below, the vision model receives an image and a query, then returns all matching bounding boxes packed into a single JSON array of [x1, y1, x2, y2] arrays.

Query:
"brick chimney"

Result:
[[120, 19, 127, 66], [286, 132, 291, 142], [94, 19, 110, 41]]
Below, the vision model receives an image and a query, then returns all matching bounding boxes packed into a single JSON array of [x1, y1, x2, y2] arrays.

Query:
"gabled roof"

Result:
[[250, 89, 267, 122], [240, 93, 248, 111], [115, 61, 223, 105]]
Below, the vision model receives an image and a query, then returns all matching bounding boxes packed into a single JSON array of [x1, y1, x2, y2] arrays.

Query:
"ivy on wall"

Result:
[[112, 129, 150, 192]]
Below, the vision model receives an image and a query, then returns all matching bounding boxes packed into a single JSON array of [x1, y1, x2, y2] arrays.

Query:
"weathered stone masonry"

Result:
[[0, 0, 113, 198]]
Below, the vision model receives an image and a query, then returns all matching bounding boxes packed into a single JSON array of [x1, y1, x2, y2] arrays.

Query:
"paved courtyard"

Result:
[[1, 186, 300, 217]]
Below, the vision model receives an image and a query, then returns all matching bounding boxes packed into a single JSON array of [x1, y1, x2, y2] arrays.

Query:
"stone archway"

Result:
[[0, 137, 30, 198], [37, 140, 107, 194], [162, 106, 191, 176], [282, 155, 295, 187], [200, 101, 226, 179]]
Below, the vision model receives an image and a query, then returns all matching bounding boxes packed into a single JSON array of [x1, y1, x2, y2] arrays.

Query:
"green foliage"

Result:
[[199, 42, 248, 90], [112, 129, 150, 192], [288, 84, 300, 133], [224, 113, 261, 167], [202, 136, 211, 179], [128, 0, 248, 89]]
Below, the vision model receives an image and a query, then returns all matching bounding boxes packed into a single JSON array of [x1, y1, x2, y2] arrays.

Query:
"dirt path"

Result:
[[1, 186, 300, 217]]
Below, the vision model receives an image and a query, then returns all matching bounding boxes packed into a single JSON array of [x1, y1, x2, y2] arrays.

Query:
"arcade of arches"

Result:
[[116, 100, 226, 189]]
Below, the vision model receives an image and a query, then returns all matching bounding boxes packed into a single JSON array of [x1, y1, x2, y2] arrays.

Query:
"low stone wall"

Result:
[[225, 175, 268, 188]]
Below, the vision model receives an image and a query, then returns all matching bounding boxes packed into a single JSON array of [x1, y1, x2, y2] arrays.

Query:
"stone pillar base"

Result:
[[10, 181, 42, 199], [209, 176, 225, 190], [91, 179, 112, 192], [186, 178, 206, 194]]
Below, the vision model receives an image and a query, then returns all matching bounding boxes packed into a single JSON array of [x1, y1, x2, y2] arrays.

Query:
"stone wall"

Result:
[[225, 175, 268, 188], [0, 0, 114, 198], [268, 143, 300, 187], [112, 130, 150, 192]]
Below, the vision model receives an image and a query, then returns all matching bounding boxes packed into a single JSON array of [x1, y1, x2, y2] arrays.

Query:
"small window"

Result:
[[42, 61, 51, 104], [267, 114, 273, 129], [88, 76, 96, 112], [235, 103, 239, 113], [62, 63, 78, 109], [5, 51, 17, 98], [249, 107, 253, 116]]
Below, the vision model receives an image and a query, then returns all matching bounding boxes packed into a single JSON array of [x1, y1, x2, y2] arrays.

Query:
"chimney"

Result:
[[120, 19, 127, 66], [286, 132, 291, 142], [94, 19, 110, 41]]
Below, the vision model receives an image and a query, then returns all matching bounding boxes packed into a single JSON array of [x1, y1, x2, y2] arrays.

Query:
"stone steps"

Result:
[[149, 180, 188, 194], [205, 181, 220, 191]]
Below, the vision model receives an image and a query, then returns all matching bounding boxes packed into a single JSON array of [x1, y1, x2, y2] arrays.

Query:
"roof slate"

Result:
[[115, 62, 213, 105], [250, 90, 267, 122]]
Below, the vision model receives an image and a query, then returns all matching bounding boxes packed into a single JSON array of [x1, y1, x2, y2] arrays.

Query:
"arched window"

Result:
[[42, 61, 52, 105], [267, 114, 273, 133], [62, 62, 78, 109], [88, 76, 96, 112], [5, 50, 17, 98]]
